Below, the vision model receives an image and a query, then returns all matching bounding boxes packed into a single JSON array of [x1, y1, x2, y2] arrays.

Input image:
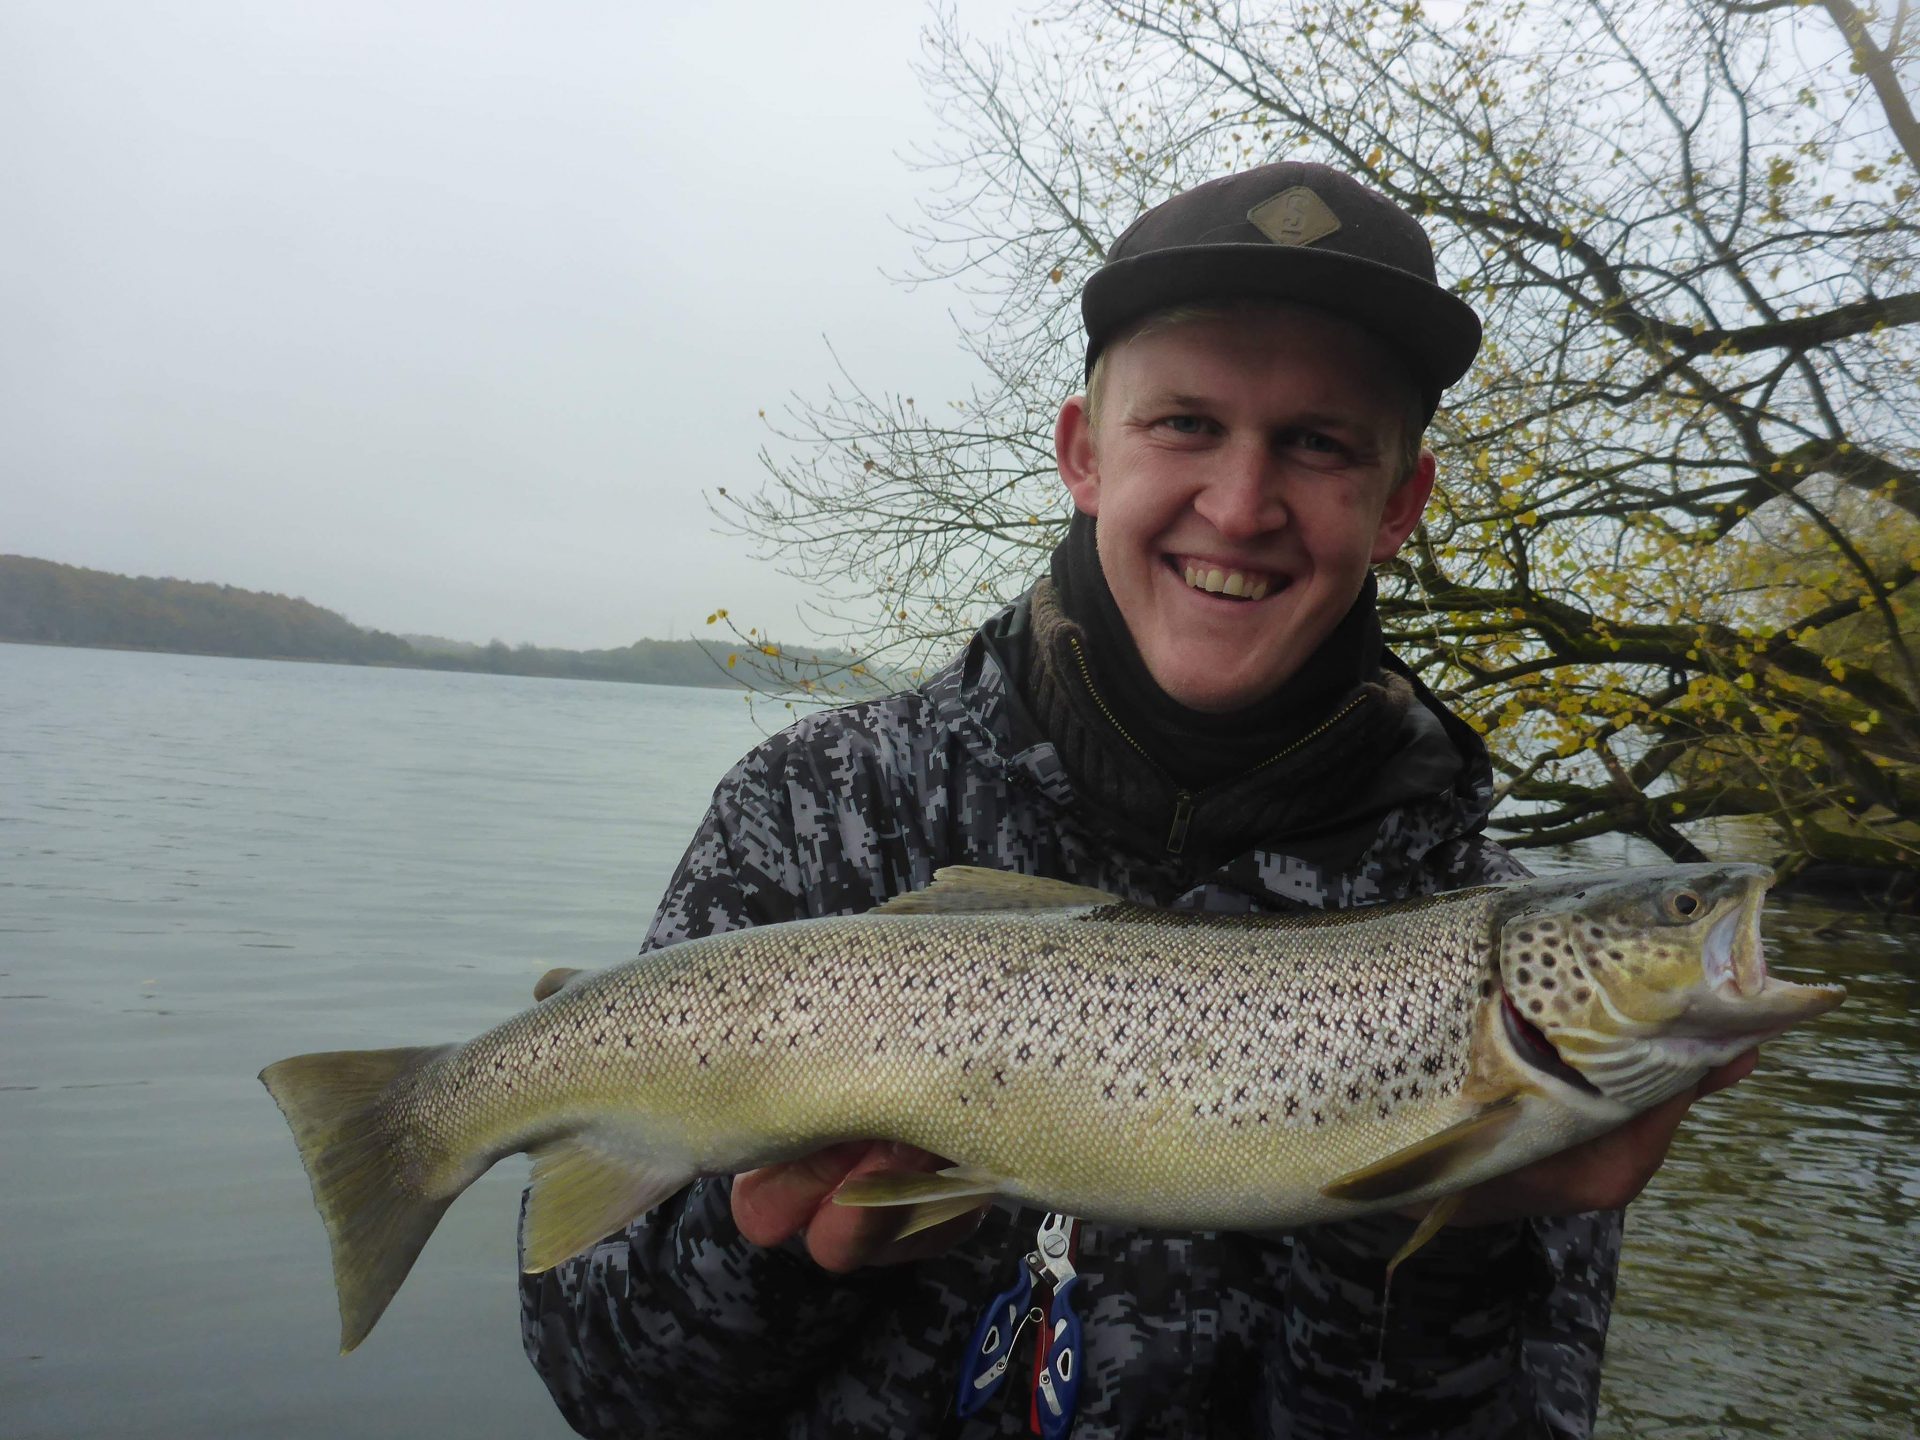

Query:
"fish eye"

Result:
[[1667, 889, 1702, 919]]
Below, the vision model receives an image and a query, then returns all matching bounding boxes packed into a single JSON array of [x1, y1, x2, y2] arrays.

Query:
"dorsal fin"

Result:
[[873, 866, 1122, 916]]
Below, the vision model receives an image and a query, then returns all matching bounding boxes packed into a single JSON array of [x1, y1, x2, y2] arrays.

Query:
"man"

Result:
[[521, 163, 1749, 1438]]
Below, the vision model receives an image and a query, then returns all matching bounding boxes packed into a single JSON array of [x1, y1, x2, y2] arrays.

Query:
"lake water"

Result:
[[2, 642, 1914, 1438]]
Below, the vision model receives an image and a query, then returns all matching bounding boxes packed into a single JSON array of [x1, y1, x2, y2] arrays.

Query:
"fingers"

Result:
[[732, 1141, 984, 1272], [1441, 1047, 1763, 1225], [1696, 1047, 1758, 1098], [732, 1140, 876, 1247]]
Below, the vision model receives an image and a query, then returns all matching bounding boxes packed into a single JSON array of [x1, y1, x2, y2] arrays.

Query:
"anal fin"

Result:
[[521, 1137, 692, 1273]]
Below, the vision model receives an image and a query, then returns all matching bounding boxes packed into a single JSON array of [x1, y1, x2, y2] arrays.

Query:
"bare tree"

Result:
[[716, 0, 1919, 890]]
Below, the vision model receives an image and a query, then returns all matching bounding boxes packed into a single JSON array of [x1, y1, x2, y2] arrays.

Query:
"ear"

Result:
[[1370, 449, 1436, 563], [1055, 395, 1100, 516]]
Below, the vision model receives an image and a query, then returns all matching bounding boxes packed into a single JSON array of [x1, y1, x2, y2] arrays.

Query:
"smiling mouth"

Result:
[[1173, 557, 1279, 601]]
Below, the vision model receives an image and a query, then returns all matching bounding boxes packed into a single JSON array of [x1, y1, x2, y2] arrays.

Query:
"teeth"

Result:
[[1181, 563, 1272, 600]]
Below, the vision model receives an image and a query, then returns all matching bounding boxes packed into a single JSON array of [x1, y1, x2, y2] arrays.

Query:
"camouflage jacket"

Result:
[[520, 602, 1622, 1439]]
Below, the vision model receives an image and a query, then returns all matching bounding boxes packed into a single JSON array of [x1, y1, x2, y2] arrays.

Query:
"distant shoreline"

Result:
[[0, 635, 760, 691], [0, 553, 874, 696]]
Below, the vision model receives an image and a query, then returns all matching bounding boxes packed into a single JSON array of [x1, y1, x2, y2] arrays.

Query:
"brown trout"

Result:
[[261, 863, 1843, 1351]]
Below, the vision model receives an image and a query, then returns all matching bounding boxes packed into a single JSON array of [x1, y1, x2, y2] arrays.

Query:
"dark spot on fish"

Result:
[[1575, 987, 1592, 1002], [1608, 949, 1624, 961], [1529, 999, 1545, 1015], [1479, 980, 1494, 997], [1541, 977, 1556, 990], [1517, 967, 1532, 984]]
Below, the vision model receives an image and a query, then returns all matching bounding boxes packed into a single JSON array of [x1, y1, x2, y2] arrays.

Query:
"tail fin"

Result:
[[260, 1045, 457, 1352]]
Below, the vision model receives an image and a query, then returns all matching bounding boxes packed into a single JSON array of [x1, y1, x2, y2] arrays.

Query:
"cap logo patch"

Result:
[[1247, 187, 1341, 247]]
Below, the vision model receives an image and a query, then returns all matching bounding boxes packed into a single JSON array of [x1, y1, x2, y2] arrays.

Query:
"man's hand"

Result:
[[1433, 1050, 1758, 1226], [732, 1140, 990, 1272]]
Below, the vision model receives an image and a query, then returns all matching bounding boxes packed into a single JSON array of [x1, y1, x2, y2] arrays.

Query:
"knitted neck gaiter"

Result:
[[1045, 510, 1383, 788]]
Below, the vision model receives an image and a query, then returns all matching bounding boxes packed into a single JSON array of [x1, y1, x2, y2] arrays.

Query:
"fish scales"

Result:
[[390, 892, 1505, 1230], [262, 862, 1846, 1351]]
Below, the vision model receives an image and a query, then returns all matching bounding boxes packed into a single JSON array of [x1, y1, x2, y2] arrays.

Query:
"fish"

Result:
[[261, 862, 1844, 1351]]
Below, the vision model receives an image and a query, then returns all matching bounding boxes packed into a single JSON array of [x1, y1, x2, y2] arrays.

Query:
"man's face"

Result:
[[1055, 305, 1435, 713]]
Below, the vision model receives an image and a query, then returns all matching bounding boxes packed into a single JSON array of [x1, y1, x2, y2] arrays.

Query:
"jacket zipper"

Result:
[[1066, 635, 1369, 856]]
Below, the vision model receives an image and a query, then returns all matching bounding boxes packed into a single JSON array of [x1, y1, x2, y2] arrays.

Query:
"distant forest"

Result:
[[0, 555, 852, 691]]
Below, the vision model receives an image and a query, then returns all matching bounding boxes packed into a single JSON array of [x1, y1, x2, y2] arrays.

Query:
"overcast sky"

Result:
[[2, 1, 1030, 648]]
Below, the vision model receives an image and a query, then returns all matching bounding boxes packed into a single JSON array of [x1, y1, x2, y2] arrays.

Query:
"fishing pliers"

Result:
[[955, 1212, 1083, 1439]]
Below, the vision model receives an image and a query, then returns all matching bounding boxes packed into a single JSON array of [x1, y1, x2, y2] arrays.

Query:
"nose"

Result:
[[1192, 441, 1286, 540]]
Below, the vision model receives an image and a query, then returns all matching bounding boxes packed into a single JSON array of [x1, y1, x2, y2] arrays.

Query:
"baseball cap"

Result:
[[1081, 162, 1482, 415]]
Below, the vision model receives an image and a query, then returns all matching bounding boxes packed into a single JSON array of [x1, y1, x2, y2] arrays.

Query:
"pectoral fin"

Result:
[[1321, 1097, 1522, 1204], [832, 1165, 1003, 1236]]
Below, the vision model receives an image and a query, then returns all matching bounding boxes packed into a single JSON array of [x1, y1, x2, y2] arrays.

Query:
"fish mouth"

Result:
[[1500, 990, 1602, 1096], [1701, 883, 1769, 995], [1685, 876, 1846, 1035]]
